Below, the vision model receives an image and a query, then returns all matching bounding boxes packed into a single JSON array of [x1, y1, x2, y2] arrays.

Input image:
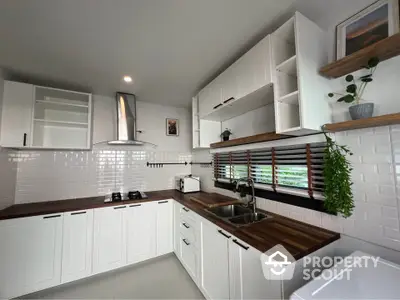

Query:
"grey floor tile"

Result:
[[21, 255, 204, 300]]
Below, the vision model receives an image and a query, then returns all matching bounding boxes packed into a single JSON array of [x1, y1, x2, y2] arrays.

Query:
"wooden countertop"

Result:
[[0, 190, 340, 260]]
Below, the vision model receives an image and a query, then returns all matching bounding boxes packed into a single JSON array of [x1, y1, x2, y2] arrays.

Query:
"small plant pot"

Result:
[[349, 103, 374, 120], [222, 136, 230, 141]]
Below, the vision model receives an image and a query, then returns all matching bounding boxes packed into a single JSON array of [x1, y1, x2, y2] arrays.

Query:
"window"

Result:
[[213, 143, 325, 198]]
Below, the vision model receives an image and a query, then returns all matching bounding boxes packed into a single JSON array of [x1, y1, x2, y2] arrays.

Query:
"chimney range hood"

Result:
[[108, 92, 144, 145]]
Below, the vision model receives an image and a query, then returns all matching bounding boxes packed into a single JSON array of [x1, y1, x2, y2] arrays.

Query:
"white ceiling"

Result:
[[0, 0, 295, 107]]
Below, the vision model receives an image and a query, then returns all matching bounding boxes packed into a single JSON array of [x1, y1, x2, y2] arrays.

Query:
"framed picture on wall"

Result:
[[166, 118, 179, 136], [336, 0, 399, 60]]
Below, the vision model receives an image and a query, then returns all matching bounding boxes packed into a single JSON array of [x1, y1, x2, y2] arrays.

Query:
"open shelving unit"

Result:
[[320, 33, 400, 78], [32, 87, 92, 149], [273, 17, 301, 134], [323, 113, 400, 132]]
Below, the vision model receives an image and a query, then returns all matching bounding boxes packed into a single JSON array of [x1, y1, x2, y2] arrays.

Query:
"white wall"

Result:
[[14, 95, 192, 204], [222, 103, 275, 139], [0, 69, 17, 209]]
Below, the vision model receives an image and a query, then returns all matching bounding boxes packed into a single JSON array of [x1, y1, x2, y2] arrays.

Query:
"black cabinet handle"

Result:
[[233, 239, 249, 250], [182, 207, 189, 212], [114, 206, 126, 210], [223, 97, 235, 104], [129, 204, 142, 207], [183, 239, 190, 246], [23, 133, 27, 146], [213, 103, 223, 109], [218, 230, 231, 239], [71, 211, 87, 216], [182, 223, 190, 229], [43, 214, 61, 219], [158, 200, 168, 204]]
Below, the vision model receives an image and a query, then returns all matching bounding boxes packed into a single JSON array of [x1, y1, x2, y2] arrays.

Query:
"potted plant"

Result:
[[328, 57, 379, 120], [221, 128, 232, 141], [323, 131, 354, 218]]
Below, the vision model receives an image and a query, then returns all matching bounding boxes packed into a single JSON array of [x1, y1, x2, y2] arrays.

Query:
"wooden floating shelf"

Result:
[[320, 33, 400, 78], [323, 113, 400, 132], [210, 132, 288, 149]]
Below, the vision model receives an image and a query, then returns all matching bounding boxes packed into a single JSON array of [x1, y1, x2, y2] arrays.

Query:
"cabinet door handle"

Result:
[[182, 207, 189, 212], [182, 223, 190, 229], [218, 230, 231, 239], [43, 214, 61, 219], [213, 103, 223, 109], [158, 200, 168, 204], [23, 133, 27, 146], [114, 206, 126, 210], [223, 97, 235, 104], [129, 204, 142, 208], [183, 239, 190, 246], [233, 239, 249, 250], [71, 211, 87, 216]]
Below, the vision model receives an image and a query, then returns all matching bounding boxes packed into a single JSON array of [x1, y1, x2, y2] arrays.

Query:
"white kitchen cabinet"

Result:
[[198, 77, 223, 119], [0, 213, 63, 299], [61, 210, 94, 284], [0, 80, 92, 149], [125, 202, 157, 264], [192, 96, 220, 149], [273, 12, 330, 135], [0, 81, 34, 148], [200, 220, 231, 300], [198, 35, 273, 122], [180, 234, 198, 281], [174, 201, 183, 256], [156, 199, 174, 256], [229, 238, 282, 300], [93, 205, 127, 274]]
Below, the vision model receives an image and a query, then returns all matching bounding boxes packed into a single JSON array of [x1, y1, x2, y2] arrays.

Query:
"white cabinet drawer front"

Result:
[[180, 234, 198, 281], [62, 210, 94, 284]]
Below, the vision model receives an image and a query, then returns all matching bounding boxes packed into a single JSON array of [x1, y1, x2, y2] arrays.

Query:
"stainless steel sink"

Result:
[[206, 204, 271, 227], [228, 213, 268, 225], [207, 204, 252, 218]]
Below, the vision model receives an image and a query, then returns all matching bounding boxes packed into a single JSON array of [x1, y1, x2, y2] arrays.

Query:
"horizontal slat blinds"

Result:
[[213, 142, 326, 198]]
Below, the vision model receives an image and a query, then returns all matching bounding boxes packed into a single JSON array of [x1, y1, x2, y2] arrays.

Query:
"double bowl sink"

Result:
[[206, 204, 271, 227]]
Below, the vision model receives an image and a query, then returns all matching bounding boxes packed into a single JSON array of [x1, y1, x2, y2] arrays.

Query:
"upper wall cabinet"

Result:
[[0, 81, 92, 150], [198, 35, 274, 122], [273, 12, 331, 136]]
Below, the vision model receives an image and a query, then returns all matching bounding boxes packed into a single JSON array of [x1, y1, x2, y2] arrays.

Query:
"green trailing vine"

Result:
[[323, 131, 354, 218]]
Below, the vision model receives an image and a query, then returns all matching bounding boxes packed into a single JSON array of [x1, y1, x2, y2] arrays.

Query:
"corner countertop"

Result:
[[0, 190, 340, 260]]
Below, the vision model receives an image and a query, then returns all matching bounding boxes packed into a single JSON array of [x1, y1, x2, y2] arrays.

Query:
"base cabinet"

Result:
[[156, 200, 173, 256], [92, 205, 127, 274], [61, 210, 94, 284], [229, 238, 282, 300], [0, 213, 63, 299], [125, 202, 157, 264], [200, 220, 231, 300]]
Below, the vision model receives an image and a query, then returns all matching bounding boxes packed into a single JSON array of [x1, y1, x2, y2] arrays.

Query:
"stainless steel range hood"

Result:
[[108, 92, 144, 145]]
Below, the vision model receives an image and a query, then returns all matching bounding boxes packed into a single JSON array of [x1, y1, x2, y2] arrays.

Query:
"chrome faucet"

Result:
[[235, 177, 256, 214]]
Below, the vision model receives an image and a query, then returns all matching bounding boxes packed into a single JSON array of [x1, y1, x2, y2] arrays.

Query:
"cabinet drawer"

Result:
[[179, 220, 196, 247], [180, 234, 198, 281], [179, 205, 196, 221]]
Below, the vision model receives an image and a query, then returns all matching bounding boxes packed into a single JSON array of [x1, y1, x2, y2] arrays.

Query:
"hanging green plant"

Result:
[[323, 131, 354, 218]]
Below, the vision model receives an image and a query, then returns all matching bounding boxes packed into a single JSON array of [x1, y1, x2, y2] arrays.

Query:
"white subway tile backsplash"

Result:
[[14, 147, 192, 204]]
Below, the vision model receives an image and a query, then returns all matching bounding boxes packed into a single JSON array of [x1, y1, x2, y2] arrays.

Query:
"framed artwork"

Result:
[[166, 118, 179, 136], [336, 0, 399, 59]]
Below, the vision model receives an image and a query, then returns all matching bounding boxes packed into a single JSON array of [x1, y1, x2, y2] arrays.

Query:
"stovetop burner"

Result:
[[106, 191, 148, 203]]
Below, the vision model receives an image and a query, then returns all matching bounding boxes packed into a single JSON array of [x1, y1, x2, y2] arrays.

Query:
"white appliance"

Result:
[[175, 175, 200, 193], [290, 250, 400, 300]]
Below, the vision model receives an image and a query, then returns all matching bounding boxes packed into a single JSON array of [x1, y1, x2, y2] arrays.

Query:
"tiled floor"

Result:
[[22, 254, 205, 299]]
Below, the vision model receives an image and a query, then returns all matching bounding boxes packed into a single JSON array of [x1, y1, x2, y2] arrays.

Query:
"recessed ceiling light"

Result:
[[123, 76, 133, 83]]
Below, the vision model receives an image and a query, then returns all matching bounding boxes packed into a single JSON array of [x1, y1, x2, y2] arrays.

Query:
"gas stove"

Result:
[[104, 191, 148, 203]]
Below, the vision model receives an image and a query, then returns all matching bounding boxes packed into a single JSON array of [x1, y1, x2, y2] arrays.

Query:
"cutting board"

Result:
[[190, 193, 240, 208]]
